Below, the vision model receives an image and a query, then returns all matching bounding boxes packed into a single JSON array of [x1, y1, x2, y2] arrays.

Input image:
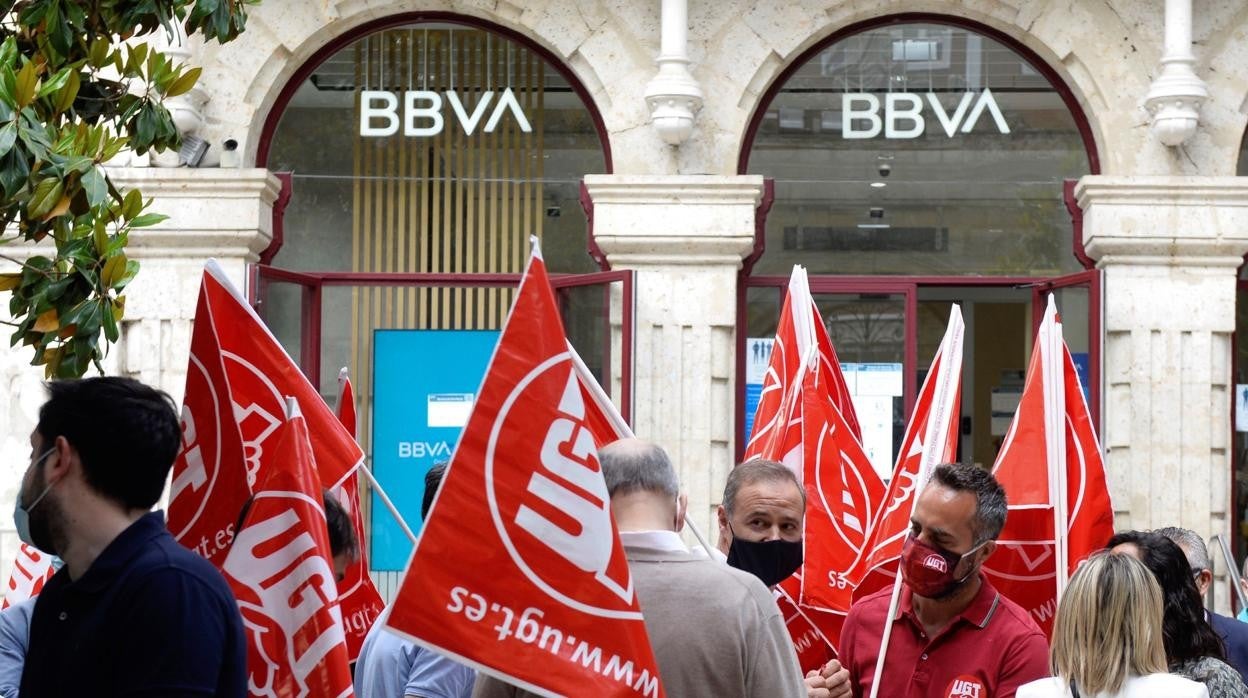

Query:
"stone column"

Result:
[[1079, 176, 1248, 610], [0, 167, 279, 575], [584, 174, 763, 542]]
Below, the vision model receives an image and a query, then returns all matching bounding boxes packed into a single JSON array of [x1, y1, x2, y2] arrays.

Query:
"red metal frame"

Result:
[[259, 172, 293, 266], [1029, 270, 1103, 430], [251, 266, 636, 424]]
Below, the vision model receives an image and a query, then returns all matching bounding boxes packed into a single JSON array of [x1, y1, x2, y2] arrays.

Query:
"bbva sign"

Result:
[[841, 88, 1009, 139], [360, 87, 533, 137]]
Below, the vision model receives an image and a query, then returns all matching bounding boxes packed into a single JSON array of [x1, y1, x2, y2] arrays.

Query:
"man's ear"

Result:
[[674, 493, 688, 532], [979, 540, 997, 564], [44, 435, 74, 485]]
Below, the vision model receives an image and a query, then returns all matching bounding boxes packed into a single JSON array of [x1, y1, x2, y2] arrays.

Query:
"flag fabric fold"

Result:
[[222, 400, 355, 698], [850, 306, 964, 602], [170, 262, 366, 567], [332, 369, 386, 661], [384, 243, 664, 698], [984, 296, 1114, 635], [2, 543, 56, 609]]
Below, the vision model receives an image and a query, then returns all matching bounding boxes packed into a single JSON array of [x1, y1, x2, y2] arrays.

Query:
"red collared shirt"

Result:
[[839, 574, 1049, 698]]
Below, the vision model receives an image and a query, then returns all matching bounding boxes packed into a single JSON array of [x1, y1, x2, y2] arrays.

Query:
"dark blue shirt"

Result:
[[19, 511, 245, 697], [1210, 610, 1248, 686]]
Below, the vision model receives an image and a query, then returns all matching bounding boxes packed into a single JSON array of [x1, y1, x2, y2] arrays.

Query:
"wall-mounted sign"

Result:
[[360, 87, 533, 137], [371, 329, 499, 570], [842, 88, 1009, 139]]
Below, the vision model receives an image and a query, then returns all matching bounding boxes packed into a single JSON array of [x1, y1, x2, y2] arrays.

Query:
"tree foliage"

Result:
[[0, 0, 256, 377]]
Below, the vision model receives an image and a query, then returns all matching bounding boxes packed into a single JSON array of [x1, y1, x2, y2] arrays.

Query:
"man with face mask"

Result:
[[838, 462, 1048, 698], [716, 459, 852, 698], [474, 439, 807, 697], [16, 377, 246, 697]]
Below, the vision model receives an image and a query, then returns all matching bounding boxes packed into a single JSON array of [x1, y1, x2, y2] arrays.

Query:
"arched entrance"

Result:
[[249, 15, 628, 588], [738, 15, 1100, 475]]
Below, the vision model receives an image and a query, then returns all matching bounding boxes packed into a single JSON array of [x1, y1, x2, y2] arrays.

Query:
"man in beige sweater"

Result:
[[472, 439, 805, 697]]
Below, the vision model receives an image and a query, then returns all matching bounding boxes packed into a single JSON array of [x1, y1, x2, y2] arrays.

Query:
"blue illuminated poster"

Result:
[[371, 330, 499, 570], [1070, 352, 1091, 406], [744, 338, 774, 440]]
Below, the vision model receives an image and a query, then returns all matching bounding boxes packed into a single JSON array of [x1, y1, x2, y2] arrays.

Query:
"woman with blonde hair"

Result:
[[1019, 552, 1208, 697]]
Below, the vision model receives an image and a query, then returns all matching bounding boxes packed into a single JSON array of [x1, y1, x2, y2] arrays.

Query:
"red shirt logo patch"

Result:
[[946, 675, 986, 698]]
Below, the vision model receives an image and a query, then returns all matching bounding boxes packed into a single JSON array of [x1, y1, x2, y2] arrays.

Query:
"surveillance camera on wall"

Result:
[[878, 162, 891, 177]]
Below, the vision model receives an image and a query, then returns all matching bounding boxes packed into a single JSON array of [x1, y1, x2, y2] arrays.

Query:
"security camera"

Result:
[[869, 207, 885, 219], [877, 162, 891, 177]]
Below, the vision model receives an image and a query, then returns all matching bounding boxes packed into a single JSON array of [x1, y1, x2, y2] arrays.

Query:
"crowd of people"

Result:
[[6, 375, 1248, 698]]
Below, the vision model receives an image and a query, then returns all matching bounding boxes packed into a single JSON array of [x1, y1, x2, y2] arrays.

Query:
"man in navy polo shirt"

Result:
[[17, 377, 246, 697], [839, 463, 1049, 698]]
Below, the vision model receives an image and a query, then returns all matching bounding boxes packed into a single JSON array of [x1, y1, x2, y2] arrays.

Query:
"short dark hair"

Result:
[[929, 462, 1007, 543], [723, 459, 805, 516], [37, 377, 180, 510], [422, 462, 449, 519], [322, 491, 358, 561], [1107, 530, 1226, 665]]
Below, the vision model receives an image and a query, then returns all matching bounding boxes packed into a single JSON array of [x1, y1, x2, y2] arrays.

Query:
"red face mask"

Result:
[[900, 534, 985, 599]]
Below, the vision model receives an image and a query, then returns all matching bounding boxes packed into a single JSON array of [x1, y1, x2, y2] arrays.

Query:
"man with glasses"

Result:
[[1158, 527, 1248, 684], [838, 463, 1049, 698]]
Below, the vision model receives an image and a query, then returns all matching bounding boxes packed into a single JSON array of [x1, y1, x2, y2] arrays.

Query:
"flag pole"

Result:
[[358, 465, 418, 544], [1045, 295, 1070, 601], [868, 306, 963, 698], [568, 340, 719, 558]]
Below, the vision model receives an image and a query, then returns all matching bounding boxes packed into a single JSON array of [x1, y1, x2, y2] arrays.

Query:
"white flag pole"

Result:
[[568, 339, 718, 558], [358, 465, 418, 545], [1046, 295, 1070, 600], [868, 306, 964, 698]]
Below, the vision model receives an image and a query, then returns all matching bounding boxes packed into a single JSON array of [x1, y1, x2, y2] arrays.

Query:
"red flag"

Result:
[[850, 307, 964, 601], [746, 266, 860, 461], [568, 342, 632, 445], [170, 262, 365, 567], [984, 297, 1114, 635], [168, 276, 251, 566], [332, 369, 386, 661], [798, 361, 886, 618], [2, 544, 56, 609], [775, 575, 840, 674], [222, 402, 354, 697], [385, 245, 664, 698]]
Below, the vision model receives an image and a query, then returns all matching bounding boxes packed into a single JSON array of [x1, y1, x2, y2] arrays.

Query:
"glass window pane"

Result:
[[267, 25, 606, 275], [748, 23, 1091, 276]]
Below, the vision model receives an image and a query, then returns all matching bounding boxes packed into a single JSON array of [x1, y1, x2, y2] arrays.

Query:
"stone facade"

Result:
[[4, 0, 1248, 608]]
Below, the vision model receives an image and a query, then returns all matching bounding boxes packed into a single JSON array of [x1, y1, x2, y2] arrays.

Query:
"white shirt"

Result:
[[1018, 674, 1210, 698]]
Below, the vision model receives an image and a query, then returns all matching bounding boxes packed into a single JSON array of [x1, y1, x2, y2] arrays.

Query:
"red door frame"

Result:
[[249, 265, 637, 423], [1029, 269, 1103, 429]]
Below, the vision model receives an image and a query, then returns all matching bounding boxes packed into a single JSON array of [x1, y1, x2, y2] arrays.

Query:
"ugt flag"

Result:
[[170, 261, 365, 567], [745, 265, 860, 461], [223, 399, 354, 698], [331, 369, 385, 661], [384, 242, 664, 698], [984, 296, 1114, 635], [2, 543, 56, 609], [850, 306, 964, 601]]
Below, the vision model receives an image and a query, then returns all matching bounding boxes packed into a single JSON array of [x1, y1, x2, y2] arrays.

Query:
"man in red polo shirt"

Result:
[[839, 463, 1049, 698]]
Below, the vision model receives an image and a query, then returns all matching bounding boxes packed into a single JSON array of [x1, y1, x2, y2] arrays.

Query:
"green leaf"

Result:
[[0, 122, 16, 158], [52, 70, 79, 114], [36, 67, 72, 99], [92, 219, 108, 254], [102, 303, 119, 342], [14, 60, 37, 108], [121, 188, 142, 219], [0, 37, 17, 69], [164, 66, 201, 98], [88, 38, 110, 69], [81, 167, 107, 207], [115, 259, 140, 289], [27, 178, 63, 219], [128, 212, 167, 228]]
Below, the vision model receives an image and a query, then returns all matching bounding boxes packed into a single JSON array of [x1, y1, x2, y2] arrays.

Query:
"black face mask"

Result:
[[726, 532, 803, 587]]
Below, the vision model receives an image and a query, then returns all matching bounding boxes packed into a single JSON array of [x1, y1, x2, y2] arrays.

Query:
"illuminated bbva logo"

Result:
[[359, 88, 533, 137], [841, 88, 1009, 139]]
